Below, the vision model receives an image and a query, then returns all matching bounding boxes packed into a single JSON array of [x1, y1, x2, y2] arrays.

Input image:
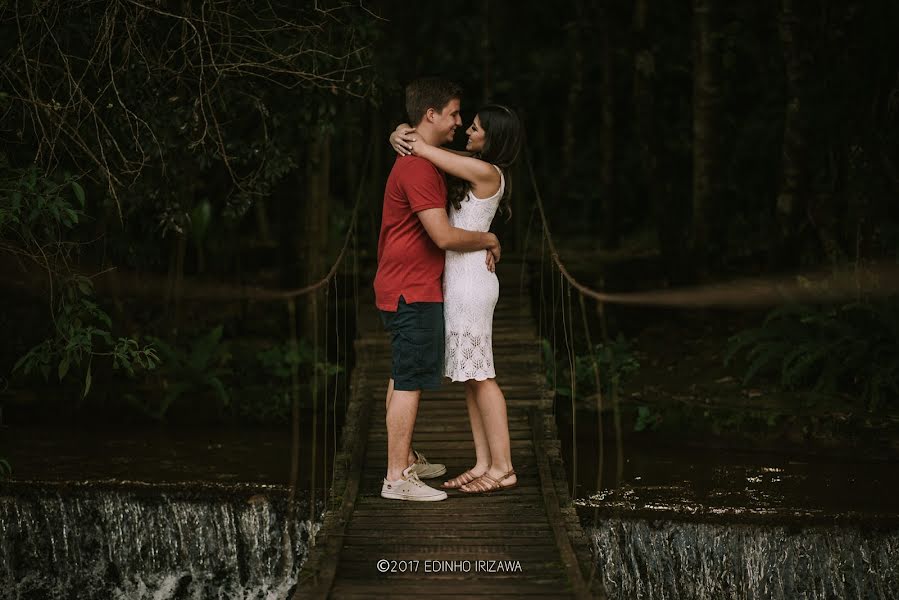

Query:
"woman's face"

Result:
[[465, 115, 486, 153]]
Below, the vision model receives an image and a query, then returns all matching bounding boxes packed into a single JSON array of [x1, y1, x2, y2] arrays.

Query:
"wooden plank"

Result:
[[294, 279, 603, 599], [331, 530, 555, 540], [329, 581, 572, 597], [529, 408, 595, 600]]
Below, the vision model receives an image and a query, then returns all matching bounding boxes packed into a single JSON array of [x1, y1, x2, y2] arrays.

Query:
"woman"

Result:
[[389, 104, 523, 493]]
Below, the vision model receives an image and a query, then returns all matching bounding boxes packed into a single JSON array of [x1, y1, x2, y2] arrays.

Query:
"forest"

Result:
[[1, 0, 897, 473], [1, 1, 898, 598]]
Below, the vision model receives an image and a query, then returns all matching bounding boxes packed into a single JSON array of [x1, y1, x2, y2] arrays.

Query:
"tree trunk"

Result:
[[344, 109, 360, 213], [599, 0, 617, 249], [172, 232, 187, 330], [302, 127, 331, 335], [633, 0, 663, 263], [255, 199, 272, 245], [776, 0, 816, 267], [691, 0, 717, 278], [369, 105, 385, 244], [482, 0, 491, 104], [560, 0, 584, 208]]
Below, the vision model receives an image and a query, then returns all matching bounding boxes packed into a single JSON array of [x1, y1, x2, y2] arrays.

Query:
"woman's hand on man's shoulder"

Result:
[[390, 124, 416, 156]]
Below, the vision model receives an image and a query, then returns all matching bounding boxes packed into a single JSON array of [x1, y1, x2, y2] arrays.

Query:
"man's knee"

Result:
[[387, 389, 421, 412]]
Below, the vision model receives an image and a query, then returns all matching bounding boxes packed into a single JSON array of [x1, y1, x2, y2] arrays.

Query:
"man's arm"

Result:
[[417, 208, 501, 262]]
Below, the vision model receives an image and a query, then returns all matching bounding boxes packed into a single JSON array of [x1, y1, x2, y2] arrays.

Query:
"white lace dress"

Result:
[[443, 167, 504, 382]]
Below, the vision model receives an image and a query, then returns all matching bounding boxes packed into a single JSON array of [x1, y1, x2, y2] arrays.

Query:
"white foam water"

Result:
[[0, 488, 322, 599]]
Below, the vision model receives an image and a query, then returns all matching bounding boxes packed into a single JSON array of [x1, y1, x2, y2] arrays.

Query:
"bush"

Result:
[[725, 300, 899, 411], [542, 335, 640, 405]]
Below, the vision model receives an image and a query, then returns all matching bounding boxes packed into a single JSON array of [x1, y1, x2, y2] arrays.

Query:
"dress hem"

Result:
[[445, 374, 496, 383]]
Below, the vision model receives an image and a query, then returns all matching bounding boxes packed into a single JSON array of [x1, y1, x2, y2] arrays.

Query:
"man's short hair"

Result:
[[405, 77, 463, 126]]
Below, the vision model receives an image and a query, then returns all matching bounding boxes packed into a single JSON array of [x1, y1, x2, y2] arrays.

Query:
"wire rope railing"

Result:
[[278, 140, 372, 541]]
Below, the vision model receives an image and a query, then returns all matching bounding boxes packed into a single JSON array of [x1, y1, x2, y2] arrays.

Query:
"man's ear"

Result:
[[425, 107, 436, 123]]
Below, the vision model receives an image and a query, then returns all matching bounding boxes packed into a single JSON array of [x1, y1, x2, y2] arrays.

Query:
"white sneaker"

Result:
[[409, 449, 446, 480], [381, 465, 448, 501]]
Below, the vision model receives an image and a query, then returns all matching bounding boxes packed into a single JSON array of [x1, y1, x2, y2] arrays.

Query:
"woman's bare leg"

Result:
[[465, 381, 491, 473], [443, 381, 490, 487], [461, 378, 517, 491]]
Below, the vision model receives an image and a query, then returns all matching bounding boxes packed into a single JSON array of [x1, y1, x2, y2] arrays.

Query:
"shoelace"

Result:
[[413, 450, 429, 465]]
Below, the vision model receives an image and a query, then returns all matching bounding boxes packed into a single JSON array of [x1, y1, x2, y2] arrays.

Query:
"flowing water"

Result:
[[0, 482, 322, 600], [586, 518, 898, 600], [0, 423, 331, 599]]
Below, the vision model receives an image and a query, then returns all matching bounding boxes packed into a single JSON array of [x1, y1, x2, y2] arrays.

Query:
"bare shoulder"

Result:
[[469, 160, 502, 198]]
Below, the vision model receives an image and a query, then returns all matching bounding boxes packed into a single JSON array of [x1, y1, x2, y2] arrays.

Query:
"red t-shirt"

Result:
[[374, 156, 447, 311]]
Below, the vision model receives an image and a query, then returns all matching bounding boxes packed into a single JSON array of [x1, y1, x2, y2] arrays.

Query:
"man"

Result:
[[374, 78, 501, 501]]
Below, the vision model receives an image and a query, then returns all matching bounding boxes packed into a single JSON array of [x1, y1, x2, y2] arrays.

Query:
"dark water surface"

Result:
[[1, 423, 329, 485]]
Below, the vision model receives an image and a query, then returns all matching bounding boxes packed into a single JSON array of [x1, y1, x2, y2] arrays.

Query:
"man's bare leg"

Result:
[[386, 378, 417, 466], [386, 387, 420, 481], [385, 378, 395, 411]]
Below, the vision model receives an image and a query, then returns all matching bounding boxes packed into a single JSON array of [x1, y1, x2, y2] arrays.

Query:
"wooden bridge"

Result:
[[295, 260, 602, 599]]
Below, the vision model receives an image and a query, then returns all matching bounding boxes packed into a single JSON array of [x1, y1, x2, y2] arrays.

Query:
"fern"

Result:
[[726, 299, 899, 410]]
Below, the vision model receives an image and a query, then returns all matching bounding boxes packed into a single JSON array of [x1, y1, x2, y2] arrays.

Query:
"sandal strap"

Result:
[[445, 469, 478, 488], [496, 468, 516, 483], [477, 472, 502, 488], [462, 469, 517, 493], [453, 470, 476, 484], [465, 473, 500, 492]]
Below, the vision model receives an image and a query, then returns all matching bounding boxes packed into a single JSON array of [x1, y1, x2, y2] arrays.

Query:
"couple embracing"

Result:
[[373, 77, 523, 502]]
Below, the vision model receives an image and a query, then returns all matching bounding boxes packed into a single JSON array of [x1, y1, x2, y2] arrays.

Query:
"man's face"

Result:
[[433, 98, 462, 145]]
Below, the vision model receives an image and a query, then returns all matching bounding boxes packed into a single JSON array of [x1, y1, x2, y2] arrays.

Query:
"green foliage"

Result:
[[0, 164, 85, 232], [139, 326, 232, 421], [245, 340, 345, 422], [0, 458, 11, 479], [542, 336, 640, 403], [4, 162, 158, 395], [257, 340, 345, 381], [14, 276, 159, 393], [633, 405, 661, 432], [726, 301, 899, 410]]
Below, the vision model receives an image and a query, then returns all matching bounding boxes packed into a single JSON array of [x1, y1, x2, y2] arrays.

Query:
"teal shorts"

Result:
[[379, 295, 444, 391]]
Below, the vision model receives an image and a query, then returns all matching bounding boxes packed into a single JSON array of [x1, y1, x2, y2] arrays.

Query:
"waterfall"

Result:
[[0, 484, 322, 600], [587, 518, 899, 600]]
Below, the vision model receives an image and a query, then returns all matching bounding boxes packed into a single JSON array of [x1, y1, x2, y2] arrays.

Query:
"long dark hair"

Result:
[[447, 104, 523, 220]]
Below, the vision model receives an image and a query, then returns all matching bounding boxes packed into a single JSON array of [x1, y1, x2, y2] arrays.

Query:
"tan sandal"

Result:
[[459, 469, 517, 495], [441, 469, 482, 489]]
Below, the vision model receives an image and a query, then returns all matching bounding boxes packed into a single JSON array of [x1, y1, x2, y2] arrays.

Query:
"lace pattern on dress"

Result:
[[443, 167, 504, 382]]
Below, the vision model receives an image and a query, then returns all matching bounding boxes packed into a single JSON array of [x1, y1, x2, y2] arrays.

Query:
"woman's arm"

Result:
[[410, 139, 498, 192], [389, 125, 471, 157]]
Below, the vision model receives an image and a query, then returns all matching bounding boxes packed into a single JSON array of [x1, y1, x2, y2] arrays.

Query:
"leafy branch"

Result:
[[3, 160, 158, 396]]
